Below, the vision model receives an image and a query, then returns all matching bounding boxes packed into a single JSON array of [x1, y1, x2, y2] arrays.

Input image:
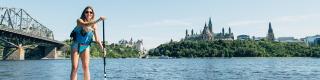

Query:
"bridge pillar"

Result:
[[44, 47, 59, 59], [6, 44, 25, 60]]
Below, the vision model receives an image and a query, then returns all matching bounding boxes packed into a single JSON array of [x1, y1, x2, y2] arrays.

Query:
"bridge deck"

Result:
[[0, 25, 64, 45]]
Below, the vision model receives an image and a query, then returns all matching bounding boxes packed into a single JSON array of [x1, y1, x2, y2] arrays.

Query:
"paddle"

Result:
[[102, 20, 107, 79]]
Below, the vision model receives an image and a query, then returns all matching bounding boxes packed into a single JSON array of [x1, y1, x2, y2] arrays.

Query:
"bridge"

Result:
[[0, 7, 65, 60]]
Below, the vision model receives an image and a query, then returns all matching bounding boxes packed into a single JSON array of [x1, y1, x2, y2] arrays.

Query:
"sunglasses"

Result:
[[85, 11, 93, 14]]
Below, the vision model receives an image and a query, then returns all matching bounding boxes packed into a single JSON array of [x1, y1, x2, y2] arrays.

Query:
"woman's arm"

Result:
[[77, 18, 103, 27], [92, 24, 104, 50]]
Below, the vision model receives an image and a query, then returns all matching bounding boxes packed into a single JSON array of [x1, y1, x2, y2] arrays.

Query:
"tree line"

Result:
[[63, 39, 139, 58], [148, 40, 320, 57]]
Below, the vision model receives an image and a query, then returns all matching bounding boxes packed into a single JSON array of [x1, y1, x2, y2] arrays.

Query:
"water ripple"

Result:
[[1, 58, 320, 80]]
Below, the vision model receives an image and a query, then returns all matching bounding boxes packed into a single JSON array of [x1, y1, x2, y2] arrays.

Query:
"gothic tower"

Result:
[[202, 23, 207, 35], [208, 17, 213, 33], [185, 29, 189, 37], [228, 27, 231, 34], [267, 22, 275, 41], [191, 29, 194, 35], [202, 23, 212, 40], [222, 28, 225, 36]]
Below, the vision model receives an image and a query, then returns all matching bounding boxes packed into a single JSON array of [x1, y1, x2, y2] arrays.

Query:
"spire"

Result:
[[205, 22, 207, 28], [129, 37, 133, 44], [185, 29, 189, 37], [268, 22, 273, 33], [202, 22, 207, 34], [191, 29, 194, 35], [228, 27, 231, 34], [267, 22, 275, 41], [208, 17, 213, 33], [222, 27, 225, 36]]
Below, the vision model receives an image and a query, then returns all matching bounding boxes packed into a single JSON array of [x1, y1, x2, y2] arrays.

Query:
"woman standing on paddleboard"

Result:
[[70, 6, 105, 80]]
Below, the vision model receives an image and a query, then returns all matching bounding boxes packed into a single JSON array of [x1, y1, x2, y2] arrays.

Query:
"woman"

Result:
[[70, 6, 105, 80]]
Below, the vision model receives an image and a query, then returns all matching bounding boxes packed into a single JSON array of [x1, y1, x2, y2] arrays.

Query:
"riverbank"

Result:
[[149, 40, 320, 57]]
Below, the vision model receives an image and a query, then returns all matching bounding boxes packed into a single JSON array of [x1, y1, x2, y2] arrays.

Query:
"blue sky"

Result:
[[2, 0, 320, 49]]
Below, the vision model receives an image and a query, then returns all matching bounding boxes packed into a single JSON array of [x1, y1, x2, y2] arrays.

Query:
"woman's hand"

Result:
[[100, 16, 106, 20], [103, 48, 107, 57], [100, 45, 107, 57], [92, 16, 106, 30]]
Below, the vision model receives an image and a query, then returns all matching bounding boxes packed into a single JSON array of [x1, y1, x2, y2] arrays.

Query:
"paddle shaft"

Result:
[[102, 20, 106, 79]]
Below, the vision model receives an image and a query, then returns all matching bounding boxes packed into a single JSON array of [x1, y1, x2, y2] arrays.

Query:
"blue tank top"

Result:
[[73, 26, 94, 53]]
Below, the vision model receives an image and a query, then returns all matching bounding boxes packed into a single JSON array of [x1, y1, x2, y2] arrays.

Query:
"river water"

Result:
[[1, 58, 320, 80]]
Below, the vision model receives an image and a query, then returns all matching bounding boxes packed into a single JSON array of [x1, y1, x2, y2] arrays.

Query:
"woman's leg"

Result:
[[81, 48, 90, 80], [70, 48, 79, 80]]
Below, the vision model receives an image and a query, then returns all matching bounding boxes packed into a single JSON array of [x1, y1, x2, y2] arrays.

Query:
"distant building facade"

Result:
[[184, 18, 234, 41], [277, 37, 302, 43], [304, 35, 320, 46], [237, 35, 250, 40], [118, 38, 146, 53], [119, 38, 134, 47], [214, 27, 234, 40], [252, 36, 266, 41]]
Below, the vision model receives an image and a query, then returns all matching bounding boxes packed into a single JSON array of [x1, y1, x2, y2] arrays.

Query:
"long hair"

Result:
[[80, 6, 95, 22]]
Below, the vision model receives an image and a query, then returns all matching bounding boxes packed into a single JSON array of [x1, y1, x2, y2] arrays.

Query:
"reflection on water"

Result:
[[1, 58, 320, 80]]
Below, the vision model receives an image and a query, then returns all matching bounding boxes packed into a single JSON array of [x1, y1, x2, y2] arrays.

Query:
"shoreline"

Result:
[[1, 57, 319, 61]]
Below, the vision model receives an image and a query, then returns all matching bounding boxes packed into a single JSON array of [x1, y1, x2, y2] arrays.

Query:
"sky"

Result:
[[1, 0, 320, 49]]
